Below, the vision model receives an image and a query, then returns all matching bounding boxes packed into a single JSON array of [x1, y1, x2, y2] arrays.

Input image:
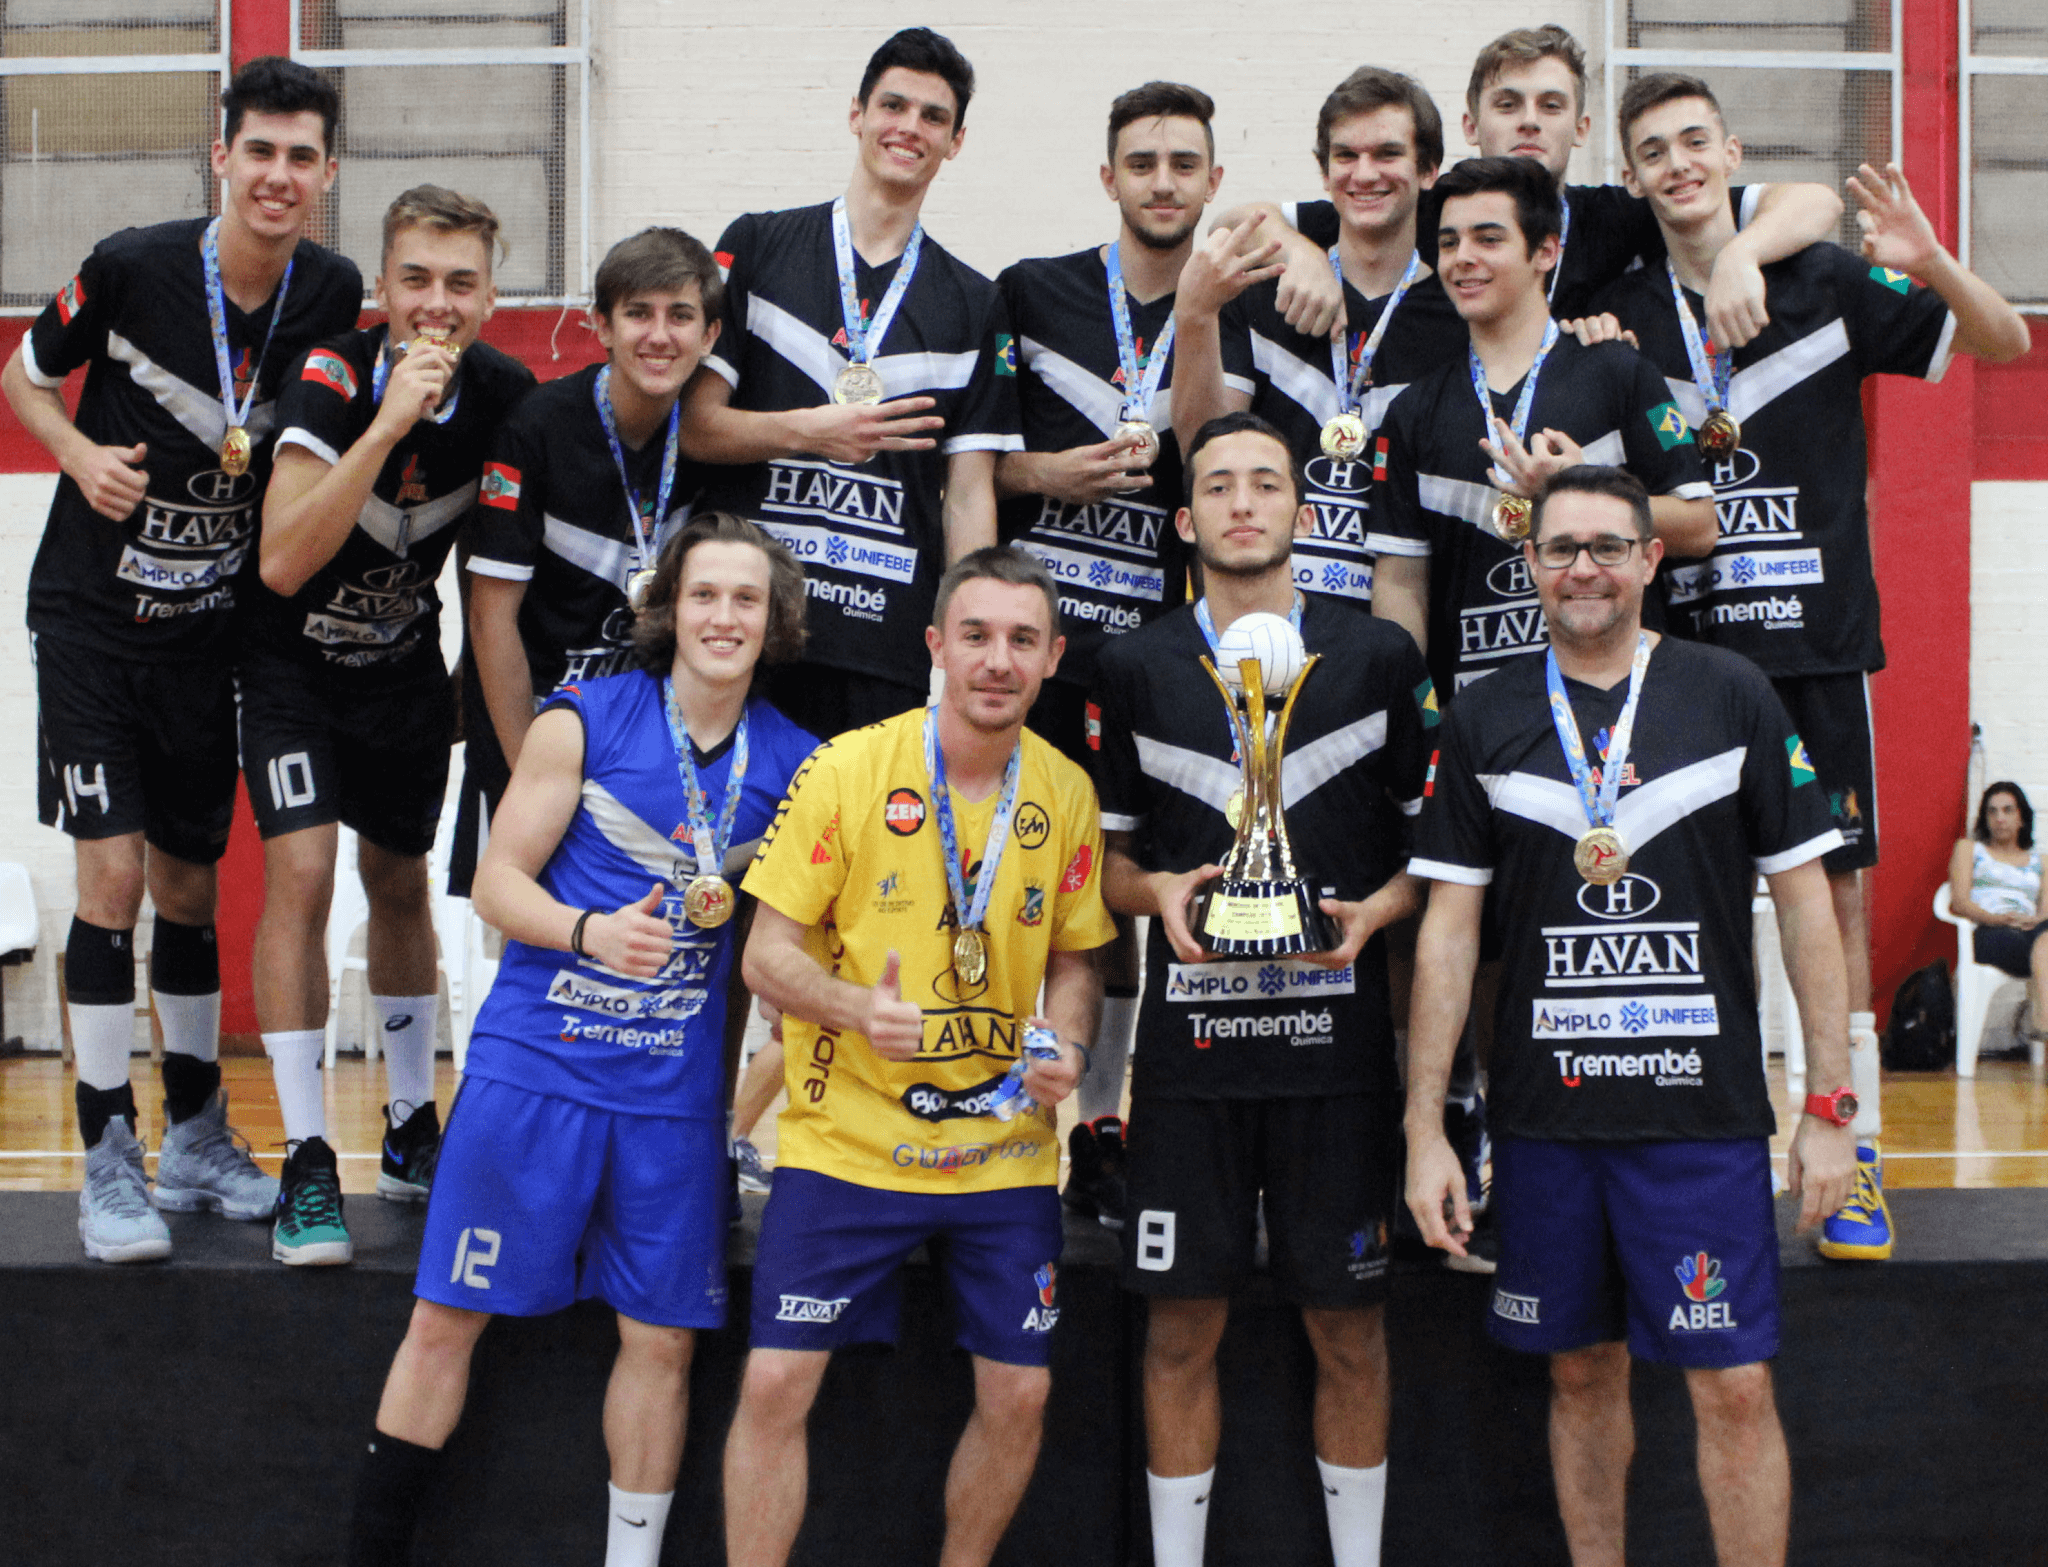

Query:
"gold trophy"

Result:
[[1189, 623, 1338, 957]]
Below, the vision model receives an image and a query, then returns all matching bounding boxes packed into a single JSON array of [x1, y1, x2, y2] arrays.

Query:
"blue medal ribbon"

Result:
[[1664, 259, 1732, 417], [831, 196, 925, 374], [1106, 242, 1176, 424], [1470, 317, 1561, 473], [1325, 249, 1422, 420], [661, 679, 751, 878], [593, 366, 681, 581], [202, 215, 294, 438], [1544, 634, 1652, 833], [923, 699, 1023, 949], [1545, 194, 1572, 306]]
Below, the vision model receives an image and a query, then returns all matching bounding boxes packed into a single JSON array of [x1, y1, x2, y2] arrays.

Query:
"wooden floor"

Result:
[[3, 1051, 2046, 1194]]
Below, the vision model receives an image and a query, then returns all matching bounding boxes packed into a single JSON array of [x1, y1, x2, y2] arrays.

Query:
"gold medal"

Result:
[[1225, 788, 1245, 831], [412, 324, 460, 362], [684, 873, 735, 929], [1697, 409, 1740, 457], [626, 567, 659, 611], [220, 425, 251, 478], [1574, 827, 1629, 885], [833, 362, 886, 406], [1320, 412, 1368, 462], [1115, 419, 1160, 468], [1492, 492, 1533, 542], [952, 926, 988, 986]]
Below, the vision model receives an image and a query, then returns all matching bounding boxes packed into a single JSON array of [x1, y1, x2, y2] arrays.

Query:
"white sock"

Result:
[[1318, 1457, 1388, 1567], [374, 993, 439, 1115], [1078, 994, 1138, 1121], [1147, 1468, 1214, 1567], [1848, 1013, 1881, 1141], [604, 1484, 672, 1567], [152, 990, 220, 1062], [70, 1002, 135, 1091], [263, 1029, 328, 1142]]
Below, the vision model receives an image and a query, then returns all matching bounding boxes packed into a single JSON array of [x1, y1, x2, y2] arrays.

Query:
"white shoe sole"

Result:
[[375, 1173, 431, 1204], [273, 1235, 354, 1265], [80, 1227, 172, 1263], [152, 1186, 275, 1221]]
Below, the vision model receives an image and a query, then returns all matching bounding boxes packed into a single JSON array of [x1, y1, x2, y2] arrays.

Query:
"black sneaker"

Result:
[[1064, 1116, 1128, 1230], [273, 1136, 352, 1266], [377, 1101, 442, 1204]]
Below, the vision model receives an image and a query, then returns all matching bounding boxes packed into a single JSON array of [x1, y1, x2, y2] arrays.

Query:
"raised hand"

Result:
[[792, 395, 944, 463], [585, 882, 675, 979], [1176, 212, 1287, 321], [864, 948, 926, 1060], [1847, 162, 1941, 281]]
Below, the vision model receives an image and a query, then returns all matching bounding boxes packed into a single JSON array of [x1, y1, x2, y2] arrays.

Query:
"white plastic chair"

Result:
[[0, 862, 39, 1049], [1752, 881, 1804, 1088], [1931, 882, 2038, 1076]]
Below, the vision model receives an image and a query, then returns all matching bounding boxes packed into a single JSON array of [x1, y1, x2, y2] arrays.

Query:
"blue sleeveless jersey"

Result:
[[464, 670, 819, 1117]]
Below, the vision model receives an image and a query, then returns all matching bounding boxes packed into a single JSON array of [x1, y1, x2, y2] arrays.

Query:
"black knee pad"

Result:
[[66, 919, 136, 1006], [150, 917, 220, 996]]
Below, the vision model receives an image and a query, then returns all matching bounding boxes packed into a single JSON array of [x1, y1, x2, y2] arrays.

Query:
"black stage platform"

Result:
[[4, 1188, 2045, 1566]]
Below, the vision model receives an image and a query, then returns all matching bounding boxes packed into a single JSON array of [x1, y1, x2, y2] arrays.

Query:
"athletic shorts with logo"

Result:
[[239, 649, 455, 857], [416, 1075, 730, 1329], [1487, 1135, 1780, 1368], [1771, 672, 1876, 872], [34, 633, 237, 863], [1122, 1093, 1397, 1308], [749, 1168, 1065, 1367]]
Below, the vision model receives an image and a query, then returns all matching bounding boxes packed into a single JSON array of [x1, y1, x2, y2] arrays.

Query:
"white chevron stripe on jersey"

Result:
[[355, 482, 479, 555], [1281, 711, 1388, 809], [1481, 746, 1747, 851], [1579, 430, 1625, 466], [541, 506, 688, 588], [750, 295, 979, 401], [106, 330, 276, 451], [580, 779, 700, 881], [1419, 473, 1498, 533], [1135, 733, 1241, 817], [1018, 336, 1174, 436], [1250, 329, 1341, 424], [1667, 320, 1854, 429]]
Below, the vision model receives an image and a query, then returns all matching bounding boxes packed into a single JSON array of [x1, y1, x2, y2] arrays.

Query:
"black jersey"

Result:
[[1372, 334, 1712, 698], [254, 328, 535, 674], [699, 202, 1020, 685], [1595, 244, 1955, 676], [1288, 185, 1758, 323], [1220, 265, 1468, 604], [1411, 636, 1839, 1141], [995, 247, 1194, 691], [468, 364, 699, 694], [1091, 596, 1435, 1101], [21, 218, 363, 660]]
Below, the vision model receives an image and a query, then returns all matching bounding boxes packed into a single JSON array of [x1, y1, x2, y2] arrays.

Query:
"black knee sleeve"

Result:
[[66, 919, 135, 1007], [150, 917, 220, 996], [347, 1430, 446, 1567]]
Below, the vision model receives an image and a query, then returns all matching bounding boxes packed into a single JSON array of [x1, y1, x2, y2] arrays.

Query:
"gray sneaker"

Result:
[[733, 1135, 773, 1194], [79, 1118, 173, 1263], [153, 1090, 279, 1220]]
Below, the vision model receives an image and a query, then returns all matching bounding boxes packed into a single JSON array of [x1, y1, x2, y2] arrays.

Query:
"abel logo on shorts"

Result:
[[1166, 960, 1355, 1001], [1022, 1262, 1059, 1332], [1670, 1252, 1738, 1332], [776, 1294, 852, 1324]]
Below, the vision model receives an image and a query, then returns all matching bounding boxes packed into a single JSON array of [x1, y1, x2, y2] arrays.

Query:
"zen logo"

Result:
[[450, 1227, 501, 1289]]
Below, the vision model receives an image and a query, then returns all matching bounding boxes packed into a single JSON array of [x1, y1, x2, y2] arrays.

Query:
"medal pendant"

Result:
[[833, 362, 886, 406], [1320, 412, 1368, 463], [1225, 788, 1246, 832], [1115, 419, 1160, 469], [1698, 409, 1740, 458], [220, 425, 252, 478], [1573, 827, 1629, 886], [952, 927, 988, 986], [413, 325, 460, 362], [626, 567, 659, 611], [1491, 492, 1533, 542], [684, 873, 736, 929]]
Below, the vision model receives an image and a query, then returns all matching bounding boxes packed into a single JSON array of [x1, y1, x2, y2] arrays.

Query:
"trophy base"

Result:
[[1191, 878, 1338, 958]]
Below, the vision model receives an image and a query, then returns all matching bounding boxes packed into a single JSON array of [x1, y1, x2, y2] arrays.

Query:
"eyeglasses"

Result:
[[1531, 534, 1640, 570]]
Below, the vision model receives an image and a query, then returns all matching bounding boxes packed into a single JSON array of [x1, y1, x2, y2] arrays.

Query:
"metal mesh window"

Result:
[[1963, 3, 2048, 308], [0, 1, 224, 309], [294, 0, 588, 303]]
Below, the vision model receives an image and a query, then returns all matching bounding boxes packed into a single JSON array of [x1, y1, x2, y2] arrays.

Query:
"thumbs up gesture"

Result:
[[864, 948, 926, 1060], [582, 883, 674, 978]]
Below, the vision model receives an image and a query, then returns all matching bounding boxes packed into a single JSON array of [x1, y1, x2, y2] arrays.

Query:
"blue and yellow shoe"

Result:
[[1817, 1141, 1893, 1261]]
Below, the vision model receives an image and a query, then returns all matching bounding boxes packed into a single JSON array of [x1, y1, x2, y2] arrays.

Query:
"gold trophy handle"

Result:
[[1198, 657, 1254, 877], [1266, 654, 1321, 879]]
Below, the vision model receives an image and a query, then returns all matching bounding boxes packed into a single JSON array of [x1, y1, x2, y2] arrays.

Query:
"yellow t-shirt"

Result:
[[744, 708, 1116, 1193]]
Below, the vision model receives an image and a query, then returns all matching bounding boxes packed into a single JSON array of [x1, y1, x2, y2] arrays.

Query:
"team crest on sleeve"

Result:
[[479, 461, 522, 510], [1647, 401, 1692, 451], [1085, 701, 1102, 751], [1414, 678, 1440, 729], [995, 334, 1018, 377], [302, 350, 359, 402], [1058, 842, 1094, 893], [56, 275, 85, 324], [1424, 749, 1440, 797], [1017, 885, 1045, 926], [1869, 265, 1912, 295], [1372, 437, 1389, 482], [1786, 735, 1817, 787]]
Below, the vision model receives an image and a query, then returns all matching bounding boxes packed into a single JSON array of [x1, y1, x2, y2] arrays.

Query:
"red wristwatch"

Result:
[[1803, 1087, 1859, 1127]]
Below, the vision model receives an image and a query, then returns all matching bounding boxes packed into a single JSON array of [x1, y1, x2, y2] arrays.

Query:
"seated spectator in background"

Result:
[[1949, 781, 2048, 1045]]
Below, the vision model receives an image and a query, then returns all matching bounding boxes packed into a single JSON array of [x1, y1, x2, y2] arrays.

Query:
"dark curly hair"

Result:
[[630, 512, 806, 678]]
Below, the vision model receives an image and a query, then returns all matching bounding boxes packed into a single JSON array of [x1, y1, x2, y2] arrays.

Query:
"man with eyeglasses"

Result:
[[1403, 463, 1856, 1565]]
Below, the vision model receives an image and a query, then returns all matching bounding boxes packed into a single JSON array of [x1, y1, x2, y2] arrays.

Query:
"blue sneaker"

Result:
[[1817, 1142, 1893, 1261], [273, 1136, 353, 1265]]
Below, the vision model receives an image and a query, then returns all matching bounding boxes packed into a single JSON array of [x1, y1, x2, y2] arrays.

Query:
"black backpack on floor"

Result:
[[1882, 960, 1955, 1071]]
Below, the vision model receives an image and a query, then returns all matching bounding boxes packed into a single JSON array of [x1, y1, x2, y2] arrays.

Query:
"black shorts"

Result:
[[1025, 679, 1091, 772], [1770, 672, 1876, 872], [35, 633, 238, 863], [446, 690, 511, 900], [238, 651, 454, 857], [761, 661, 924, 742], [1121, 1092, 1397, 1308], [1975, 921, 2048, 978]]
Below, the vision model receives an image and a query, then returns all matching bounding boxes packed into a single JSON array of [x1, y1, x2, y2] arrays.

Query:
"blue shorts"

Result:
[[416, 1075, 730, 1329], [749, 1168, 1065, 1367], [1488, 1136, 1780, 1369]]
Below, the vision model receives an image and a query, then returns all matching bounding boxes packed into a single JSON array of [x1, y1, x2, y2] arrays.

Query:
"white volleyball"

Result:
[[1213, 612, 1306, 696]]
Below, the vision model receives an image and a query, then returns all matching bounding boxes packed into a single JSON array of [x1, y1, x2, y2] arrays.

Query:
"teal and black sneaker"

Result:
[[377, 1101, 442, 1204], [273, 1136, 353, 1265], [1817, 1141, 1894, 1261]]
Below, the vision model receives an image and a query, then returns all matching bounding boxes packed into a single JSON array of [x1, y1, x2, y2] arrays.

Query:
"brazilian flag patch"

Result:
[[1869, 265, 1912, 295], [1786, 734, 1817, 787], [1414, 677, 1440, 730], [995, 333, 1017, 377], [1647, 400, 1692, 451]]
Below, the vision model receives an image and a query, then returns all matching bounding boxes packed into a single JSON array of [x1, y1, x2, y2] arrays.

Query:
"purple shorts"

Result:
[[748, 1168, 1065, 1367], [1488, 1135, 1780, 1368]]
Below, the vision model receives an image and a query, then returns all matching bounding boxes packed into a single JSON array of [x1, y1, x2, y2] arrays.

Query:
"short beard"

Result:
[[1124, 209, 1200, 252], [1195, 536, 1293, 580]]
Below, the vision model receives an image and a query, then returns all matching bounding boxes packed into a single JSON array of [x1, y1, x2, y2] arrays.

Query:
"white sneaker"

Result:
[[154, 1090, 278, 1220], [79, 1118, 173, 1263]]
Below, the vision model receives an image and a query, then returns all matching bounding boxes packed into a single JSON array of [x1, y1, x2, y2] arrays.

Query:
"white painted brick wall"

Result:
[[1970, 481, 2048, 793]]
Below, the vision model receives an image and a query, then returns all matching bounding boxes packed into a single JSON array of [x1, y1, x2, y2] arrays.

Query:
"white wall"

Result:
[[1970, 481, 2048, 795]]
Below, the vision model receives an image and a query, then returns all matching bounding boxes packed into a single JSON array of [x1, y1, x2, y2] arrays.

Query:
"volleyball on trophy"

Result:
[[1212, 611, 1307, 697]]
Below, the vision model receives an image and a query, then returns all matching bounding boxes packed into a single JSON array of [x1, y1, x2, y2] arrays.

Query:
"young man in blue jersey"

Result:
[[346, 514, 819, 1567]]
